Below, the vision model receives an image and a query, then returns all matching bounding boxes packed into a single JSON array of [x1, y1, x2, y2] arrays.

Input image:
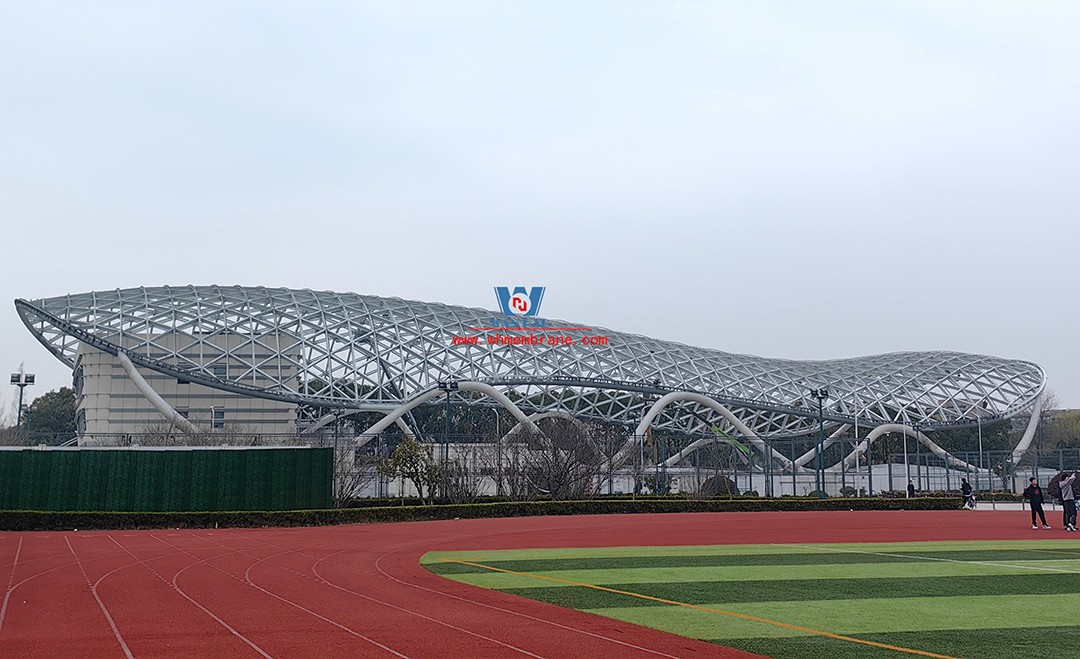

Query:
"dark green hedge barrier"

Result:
[[0, 496, 978, 532]]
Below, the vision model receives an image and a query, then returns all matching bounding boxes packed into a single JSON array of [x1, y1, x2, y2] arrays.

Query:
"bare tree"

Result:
[[442, 443, 486, 504], [493, 437, 535, 501], [330, 442, 378, 507], [131, 413, 260, 447], [517, 417, 603, 500]]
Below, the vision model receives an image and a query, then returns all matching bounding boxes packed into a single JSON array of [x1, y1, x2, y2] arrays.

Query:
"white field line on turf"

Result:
[[776, 544, 1080, 575]]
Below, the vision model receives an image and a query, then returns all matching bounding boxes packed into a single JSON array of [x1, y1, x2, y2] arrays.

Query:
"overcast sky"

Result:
[[2, 2, 1077, 414]]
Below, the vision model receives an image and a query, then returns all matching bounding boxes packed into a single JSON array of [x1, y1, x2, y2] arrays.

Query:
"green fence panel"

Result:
[[46, 451, 80, 512], [273, 450, 297, 511], [248, 449, 267, 510], [189, 450, 215, 512], [0, 453, 22, 509], [21, 452, 50, 511], [0, 447, 331, 513], [107, 451, 138, 511], [217, 450, 245, 511], [76, 451, 108, 512], [316, 448, 333, 508], [161, 450, 190, 512]]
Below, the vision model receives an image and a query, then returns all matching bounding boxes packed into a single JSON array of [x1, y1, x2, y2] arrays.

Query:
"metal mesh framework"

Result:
[[15, 285, 1045, 442]]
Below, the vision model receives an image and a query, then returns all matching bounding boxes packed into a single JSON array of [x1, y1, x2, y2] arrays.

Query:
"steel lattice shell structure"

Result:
[[16, 285, 1045, 460]]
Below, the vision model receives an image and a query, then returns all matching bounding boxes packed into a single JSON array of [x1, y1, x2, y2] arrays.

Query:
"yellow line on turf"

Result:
[[446, 559, 958, 659]]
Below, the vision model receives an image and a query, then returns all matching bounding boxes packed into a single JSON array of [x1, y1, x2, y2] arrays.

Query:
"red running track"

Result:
[[0, 509, 1044, 658]]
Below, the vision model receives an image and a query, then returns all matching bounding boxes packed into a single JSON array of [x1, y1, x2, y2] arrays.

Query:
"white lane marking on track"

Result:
[[157, 533, 410, 659], [64, 536, 134, 659], [372, 550, 687, 659], [109, 535, 273, 659], [239, 548, 411, 659], [308, 547, 549, 658], [779, 543, 1080, 574], [213, 530, 549, 658], [0, 536, 22, 634]]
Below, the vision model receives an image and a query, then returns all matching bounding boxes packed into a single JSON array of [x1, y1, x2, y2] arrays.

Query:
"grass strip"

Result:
[[586, 593, 1080, 638], [422, 540, 1080, 565], [720, 626, 1080, 659], [427, 548, 1080, 574], [436, 558, 1080, 590], [497, 572, 1080, 607]]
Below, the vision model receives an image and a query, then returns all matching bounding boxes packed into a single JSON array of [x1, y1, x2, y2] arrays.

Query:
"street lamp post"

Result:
[[912, 423, 921, 492], [437, 379, 459, 497], [10, 367, 36, 443], [491, 407, 502, 497], [810, 388, 829, 498], [977, 413, 984, 495]]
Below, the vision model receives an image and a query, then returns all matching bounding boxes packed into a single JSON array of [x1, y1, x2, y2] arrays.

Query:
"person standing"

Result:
[[907, 480, 916, 498], [1023, 477, 1050, 529], [960, 478, 975, 509], [1060, 472, 1077, 532]]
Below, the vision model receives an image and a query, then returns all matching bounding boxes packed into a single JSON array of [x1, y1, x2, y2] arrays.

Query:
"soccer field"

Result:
[[424, 540, 1080, 658]]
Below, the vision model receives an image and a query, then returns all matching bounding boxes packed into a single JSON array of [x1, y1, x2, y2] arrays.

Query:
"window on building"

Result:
[[212, 408, 225, 429], [177, 409, 189, 419], [211, 365, 227, 378]]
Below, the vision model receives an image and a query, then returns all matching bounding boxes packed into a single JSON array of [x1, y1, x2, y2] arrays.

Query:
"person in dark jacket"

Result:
[[1023, 477, 1049, 529], [960, 478, 976, 509], [907, 480, 916, 498]]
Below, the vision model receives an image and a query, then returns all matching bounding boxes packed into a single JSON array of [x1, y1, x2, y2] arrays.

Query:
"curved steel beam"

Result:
[[116, 350, 200, 436], [661, 436, 752, 468], [1011, 393, 1046, 463], [859, 424, 979, 471], [355, 381, 539, 443], [616, 391, 793, 470]]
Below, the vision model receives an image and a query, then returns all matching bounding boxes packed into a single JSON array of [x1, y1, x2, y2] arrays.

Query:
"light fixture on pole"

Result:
[[810, 387, 829, 498], [10, 366, 36, 442], [437, 379, 459, 495]]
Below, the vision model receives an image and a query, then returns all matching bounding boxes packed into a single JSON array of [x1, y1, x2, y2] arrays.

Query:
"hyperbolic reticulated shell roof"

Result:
[[15, 285, 1045, 436]]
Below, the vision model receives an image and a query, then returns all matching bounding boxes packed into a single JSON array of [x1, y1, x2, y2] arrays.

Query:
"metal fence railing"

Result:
[[5, 430, 1072, 501]]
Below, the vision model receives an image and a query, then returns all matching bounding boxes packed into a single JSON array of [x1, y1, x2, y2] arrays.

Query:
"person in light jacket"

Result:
[[1060, 472, 1077, 532]]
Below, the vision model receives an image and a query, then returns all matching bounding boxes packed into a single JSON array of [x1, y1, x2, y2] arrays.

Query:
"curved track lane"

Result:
[[0, 510, 1041, 657]]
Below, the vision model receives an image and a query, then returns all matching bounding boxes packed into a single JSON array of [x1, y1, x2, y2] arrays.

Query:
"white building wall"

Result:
[[74, 332, 299, 438]]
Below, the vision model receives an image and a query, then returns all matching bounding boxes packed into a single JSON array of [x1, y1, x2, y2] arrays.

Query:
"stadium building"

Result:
[[15, 285, 1047, 481]]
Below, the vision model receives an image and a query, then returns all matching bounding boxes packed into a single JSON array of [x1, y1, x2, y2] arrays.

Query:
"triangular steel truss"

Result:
[[15, 285, 1045, 439]]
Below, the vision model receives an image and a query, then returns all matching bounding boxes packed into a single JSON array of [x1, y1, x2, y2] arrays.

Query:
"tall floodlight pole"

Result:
[[437, 379, 459, 498], [977, 413, 984, 494], [10, 367, 36, 443], [492, 407, 502, 497], [912, 423, 922, 491], [810, 388, 829, 498]]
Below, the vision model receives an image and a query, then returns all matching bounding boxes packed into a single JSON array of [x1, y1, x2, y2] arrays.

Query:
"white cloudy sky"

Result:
[[1, 2, 1077, 412]]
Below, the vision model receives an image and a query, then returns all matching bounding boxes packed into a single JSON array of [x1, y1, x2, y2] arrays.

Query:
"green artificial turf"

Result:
[[423, 540, 1080, 658]]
